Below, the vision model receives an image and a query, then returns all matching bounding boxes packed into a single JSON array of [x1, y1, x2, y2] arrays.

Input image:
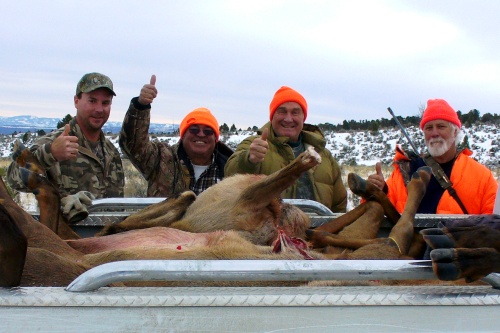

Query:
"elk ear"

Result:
[[12, 140, 46, 176]]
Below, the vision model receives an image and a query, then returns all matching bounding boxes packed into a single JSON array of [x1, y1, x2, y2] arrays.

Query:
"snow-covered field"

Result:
[[2, 124, 499, 167]]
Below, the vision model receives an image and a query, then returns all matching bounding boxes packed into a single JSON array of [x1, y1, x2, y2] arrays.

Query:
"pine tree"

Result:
[[57, 114, 73, 129]]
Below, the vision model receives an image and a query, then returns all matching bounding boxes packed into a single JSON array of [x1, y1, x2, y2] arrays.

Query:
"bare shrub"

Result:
[[123, 159, 147, 197]]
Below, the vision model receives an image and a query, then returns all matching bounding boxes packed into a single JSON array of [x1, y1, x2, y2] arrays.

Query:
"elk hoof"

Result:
[[347, 173, 380, 200], [302, 146, 322, 165], [420, 228, 457, 249], [429, 248, 460, 281]]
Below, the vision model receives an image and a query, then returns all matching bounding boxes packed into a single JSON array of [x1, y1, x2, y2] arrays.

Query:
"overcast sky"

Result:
[[2, 0, 500, 129]]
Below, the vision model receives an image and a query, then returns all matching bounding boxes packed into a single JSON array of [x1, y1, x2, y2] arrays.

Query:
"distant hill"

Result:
[[0, 115, 179, 135]]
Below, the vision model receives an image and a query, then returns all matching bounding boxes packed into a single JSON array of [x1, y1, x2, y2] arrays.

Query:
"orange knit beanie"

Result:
[[269, 86, 308, 121], [179, 107, 220, 140], [420, 99, 461, 129]]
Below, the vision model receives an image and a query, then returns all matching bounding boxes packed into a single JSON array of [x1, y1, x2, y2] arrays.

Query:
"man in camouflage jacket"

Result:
[[120, 75, 233, 197], [7, 73, 124, 221]]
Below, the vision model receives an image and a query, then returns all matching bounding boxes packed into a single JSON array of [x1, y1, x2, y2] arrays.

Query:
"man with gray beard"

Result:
[[367, 99, 497, 215]]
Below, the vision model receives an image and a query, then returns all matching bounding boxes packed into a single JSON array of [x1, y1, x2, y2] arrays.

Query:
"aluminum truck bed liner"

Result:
[[1, 285, 499, 332]]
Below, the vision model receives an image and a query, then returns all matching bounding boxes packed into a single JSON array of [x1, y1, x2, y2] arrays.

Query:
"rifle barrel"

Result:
[[387, 107, 420, 155]]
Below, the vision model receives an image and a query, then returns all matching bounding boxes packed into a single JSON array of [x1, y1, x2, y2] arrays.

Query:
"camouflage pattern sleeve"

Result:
[[119, 100, 162, 181]]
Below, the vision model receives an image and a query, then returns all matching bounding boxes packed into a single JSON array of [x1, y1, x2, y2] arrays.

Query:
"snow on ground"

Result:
[[3, 124, 499, 212], [2, 125, 499, 168]]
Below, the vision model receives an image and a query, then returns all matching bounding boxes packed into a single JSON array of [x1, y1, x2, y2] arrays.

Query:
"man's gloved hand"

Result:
[[61, 191, 96, 223]]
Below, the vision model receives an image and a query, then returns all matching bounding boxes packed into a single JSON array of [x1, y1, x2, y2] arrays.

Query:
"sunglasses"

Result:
[[188, 127, 215, 136]]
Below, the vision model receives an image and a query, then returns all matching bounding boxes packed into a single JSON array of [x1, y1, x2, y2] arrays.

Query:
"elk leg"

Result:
[[306, 201, 385, 248], [387, 166, 431, 255], [238, 146, 321, 210], [421, 225, 500, 251], [315, 201, 384, 238], [98, 191, 196, 236], [430, 247, 500, 282], [306, 228, 382, 250], [348, 172, 401, 224]]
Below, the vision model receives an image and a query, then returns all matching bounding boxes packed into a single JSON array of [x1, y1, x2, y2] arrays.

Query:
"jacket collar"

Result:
[[258, 122, 326, 149]]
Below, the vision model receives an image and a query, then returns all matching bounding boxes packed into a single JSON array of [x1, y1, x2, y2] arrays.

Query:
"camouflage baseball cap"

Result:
[[76, 72, 116, 96]]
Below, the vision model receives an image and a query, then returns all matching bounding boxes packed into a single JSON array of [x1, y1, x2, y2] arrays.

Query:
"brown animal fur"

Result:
[[0, 203, 27, 287], [11, 139, 79, 240], [99, 146, 322, 245], [306, 166, 432, 259], [0, 148, 326, 286]]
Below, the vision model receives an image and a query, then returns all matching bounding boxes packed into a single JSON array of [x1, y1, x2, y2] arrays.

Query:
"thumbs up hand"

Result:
[[138, 74, 158, 105], [51, 124, 80, 161], [248, 128, 269, 164], [367, 162, 386, 191]]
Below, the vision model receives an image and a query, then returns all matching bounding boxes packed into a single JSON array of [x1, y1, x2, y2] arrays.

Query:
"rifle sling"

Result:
[[422, 155, 469, 214]]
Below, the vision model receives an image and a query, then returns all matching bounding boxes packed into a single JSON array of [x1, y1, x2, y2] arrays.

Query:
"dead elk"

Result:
[[0, 148, 326, 287], [99, 146, 323, 246], [0, 146, 441, 288]]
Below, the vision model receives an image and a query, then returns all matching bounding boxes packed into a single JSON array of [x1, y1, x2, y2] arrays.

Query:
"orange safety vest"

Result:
[[385, 147, 498, 214]]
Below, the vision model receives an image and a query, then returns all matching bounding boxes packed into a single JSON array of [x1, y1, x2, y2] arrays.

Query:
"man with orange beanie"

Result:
[[368, 98, 497, 215], [225, 86, 347, 213], [119, 75, 233, 197]]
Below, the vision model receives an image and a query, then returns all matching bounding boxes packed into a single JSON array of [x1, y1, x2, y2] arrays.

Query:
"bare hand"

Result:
[[51, 124, 79, 161], [248, 128, 269, 164], [367, 162, 386, 191], [138, 75, 157, 105]]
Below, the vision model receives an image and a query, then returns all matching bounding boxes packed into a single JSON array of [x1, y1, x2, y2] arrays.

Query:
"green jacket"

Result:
[[7, 118, 124, 198], [119, 98, 233, 197], [225, 122, 347, 213]]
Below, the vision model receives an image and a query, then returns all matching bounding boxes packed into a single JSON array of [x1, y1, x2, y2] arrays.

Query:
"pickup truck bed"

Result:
[[4, 199, 498, 333]]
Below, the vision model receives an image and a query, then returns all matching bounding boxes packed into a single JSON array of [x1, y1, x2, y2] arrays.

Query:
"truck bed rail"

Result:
[[61, 198, 468, 233], [66, 260, 500, 292]]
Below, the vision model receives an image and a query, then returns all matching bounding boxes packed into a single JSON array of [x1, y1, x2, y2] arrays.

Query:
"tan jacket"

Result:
[[225, 122, 347, 213]]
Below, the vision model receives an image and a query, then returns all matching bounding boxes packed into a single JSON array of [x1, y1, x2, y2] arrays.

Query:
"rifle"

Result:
[[387, 107, 420, 155], [387, 107, 469, 214]]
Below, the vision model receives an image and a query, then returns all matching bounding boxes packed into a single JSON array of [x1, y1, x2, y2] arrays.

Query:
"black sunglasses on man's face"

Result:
[[188, 127, 214, 136]]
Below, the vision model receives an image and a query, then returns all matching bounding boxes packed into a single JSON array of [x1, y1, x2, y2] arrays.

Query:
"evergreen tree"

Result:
[[57, 114, 73, 129], [22, 131, 31, 143], [342, 120, 349, 130], [219, 123, 230, 133]]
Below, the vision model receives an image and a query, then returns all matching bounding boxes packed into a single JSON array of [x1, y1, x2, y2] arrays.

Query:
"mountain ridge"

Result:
[[0, 115, 179, 135]]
